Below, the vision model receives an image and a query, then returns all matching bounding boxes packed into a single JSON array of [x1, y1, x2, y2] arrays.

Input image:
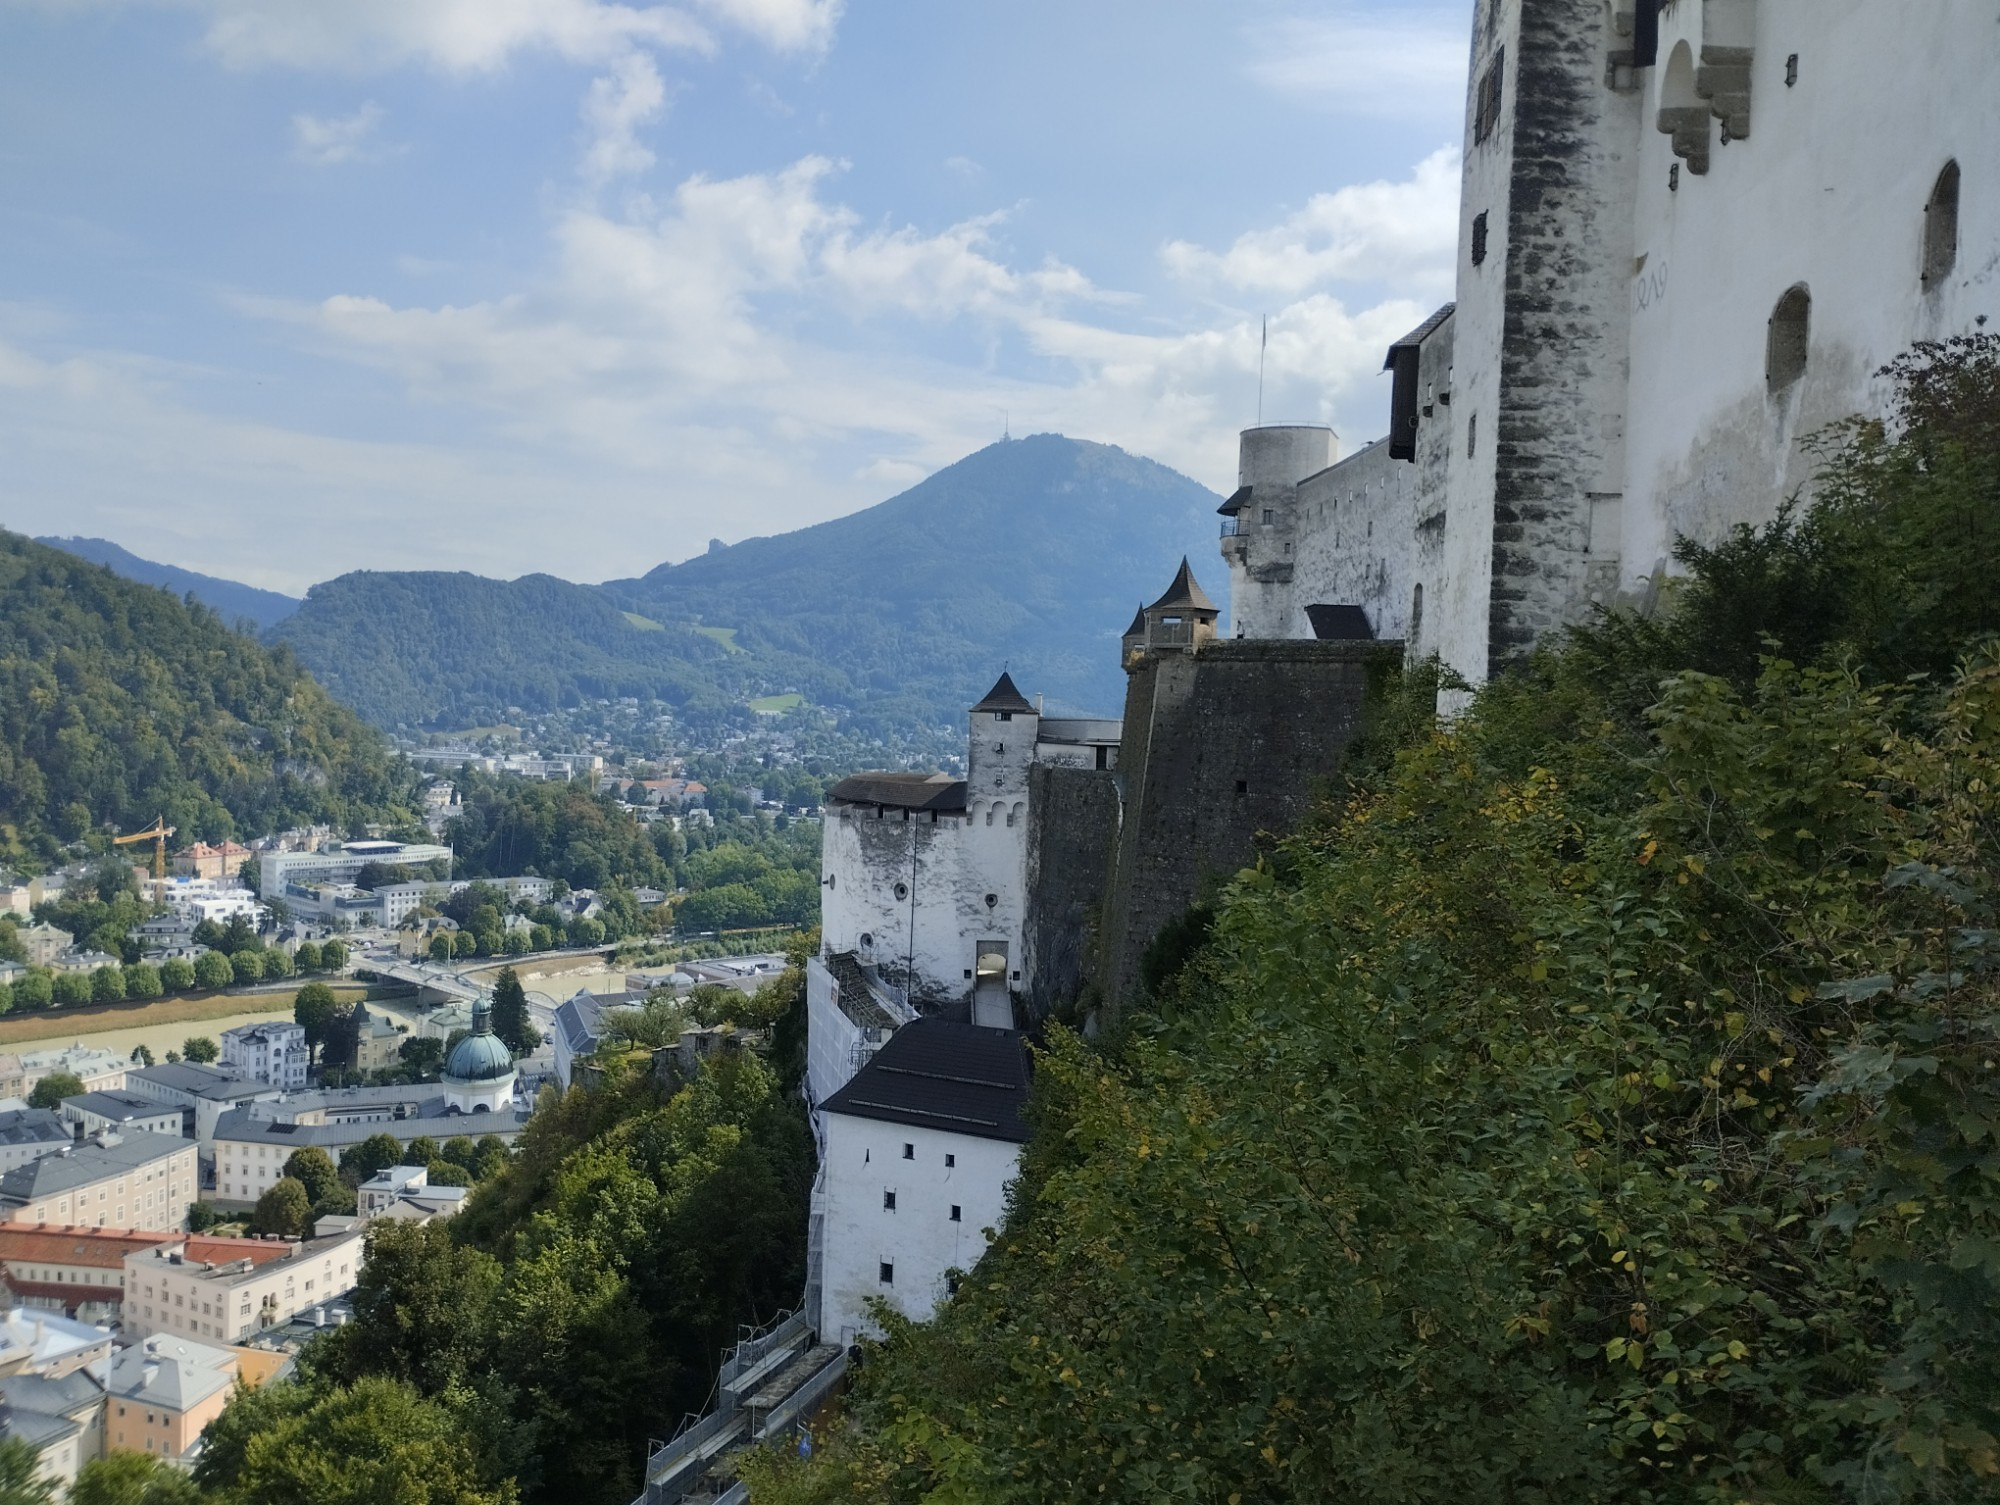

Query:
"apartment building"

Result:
[[123, 1228, 362, 1345], [0, 1136, 198, 1232], [103, 1331, 241, 1461], [0, 1227, 178, 1325], [218, 1021, 307, 1090], [0, 1110, 74, 1173], [57, 1092, 183, 1142]]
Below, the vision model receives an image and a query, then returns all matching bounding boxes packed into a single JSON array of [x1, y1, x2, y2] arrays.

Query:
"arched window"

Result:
[[1767, 284, 1810, 391], [1923, 161, 1960, 289], [1657, 41, 1709, 175]]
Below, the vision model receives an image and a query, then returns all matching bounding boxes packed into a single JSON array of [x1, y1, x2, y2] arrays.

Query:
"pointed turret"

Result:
[[1141, 559, 1220, 654], [970, 672, 1036, 717], [1120, 604, 1149, 673]]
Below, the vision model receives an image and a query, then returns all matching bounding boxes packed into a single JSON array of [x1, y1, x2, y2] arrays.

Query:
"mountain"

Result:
[[0, 531, 412, 869], [271, 571, 741, 731], [608, 434, 1229, 719], [37, 535, 301, 631], [277, 435, 1228, 732]]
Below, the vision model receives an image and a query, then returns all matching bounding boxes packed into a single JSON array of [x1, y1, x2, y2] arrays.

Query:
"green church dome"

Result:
[[445, 997, 516, 1084]]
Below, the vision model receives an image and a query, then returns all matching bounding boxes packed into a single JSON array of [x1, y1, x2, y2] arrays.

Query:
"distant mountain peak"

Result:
[[37, 535, 300, 631]]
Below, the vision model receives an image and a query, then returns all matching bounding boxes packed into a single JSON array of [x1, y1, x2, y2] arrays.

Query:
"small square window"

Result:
[[1261, 509, 1275, 525], [949, 1205, 962, 1222], [879, 1262, 894, 1284], [883, 1190, 897, 1211], [902, 1144, 914, 1160], [1235, 780, 1248, 795], [944, 1153, 955, 1168]]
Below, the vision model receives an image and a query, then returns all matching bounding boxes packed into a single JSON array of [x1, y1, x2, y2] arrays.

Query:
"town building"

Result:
[[0, 1110, 73, 1173], [0, 1365, 104, 1487], [357, 1165, 468, 1225], [123, 1228, 363, 1345], [120, 1062, 280, 1147], [813, 1018, 1029, 1345], [170, 842, 253, 882], [0, 1135, 199, 1232], [0, 1306, 114, 1379], [57, 1092, 183, 1142], [219, 1021, 308, 1090], [257, 840, 453, 902], [552, 989, 620, 1089], [17, 925, 72, 968], [103, 1330, 239, 1461], [347, 1005, 406, 1074], [0, 1227, 180, 1324], [17, 1047, 126, 1099]]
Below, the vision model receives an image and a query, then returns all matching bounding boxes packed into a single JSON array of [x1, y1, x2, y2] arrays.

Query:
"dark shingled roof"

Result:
[[1382, 302, 1456, 370], [826, 772, 969, 814], [1216, 484, 1253, 516], [1121, 604, 1148, 638], [1147, 557, 1217, 614], [969, 671, 1036, 715], [820, 1017, 1030, 1142]]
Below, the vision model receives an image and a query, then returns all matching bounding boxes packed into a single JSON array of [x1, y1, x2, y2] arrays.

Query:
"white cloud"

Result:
[[690, 0, 842, 54], [1245, 10, 1467, 120], [1160, 147, 1461, 298], [579, 52, 667, 183], [291, 101, 389, 164]]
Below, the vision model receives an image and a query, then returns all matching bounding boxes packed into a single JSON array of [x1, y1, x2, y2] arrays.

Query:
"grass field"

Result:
[[0, 985, 367, 1049], [748, 692, 804, 713], [692, 624, 744, 654], [621, 610, 666, 632]]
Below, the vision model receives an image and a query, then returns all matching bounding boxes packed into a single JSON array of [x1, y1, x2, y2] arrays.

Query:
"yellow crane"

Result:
[[114, 817, 177, 887]]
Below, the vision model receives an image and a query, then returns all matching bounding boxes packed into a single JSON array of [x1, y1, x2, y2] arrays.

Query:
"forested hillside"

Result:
[[192, 959, 814, 1505], [742, 343, 2000, 1502], [37, 534, 300, 630], [271, 435, 1224, 732], [0, 531, 415, 868], [271, 570, 742, 731]]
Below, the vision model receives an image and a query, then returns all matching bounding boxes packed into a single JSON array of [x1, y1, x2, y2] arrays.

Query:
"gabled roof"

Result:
[[825, 772, 969, 814], [820, 1017, 1031, 1143], [1382, 302, 1457, 369], [970, 672, 1036, 715], [1147, 558, 1217, 614]]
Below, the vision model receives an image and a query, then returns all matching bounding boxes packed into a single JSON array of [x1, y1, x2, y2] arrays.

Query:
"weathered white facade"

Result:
[[1225, 0, 1998, 688], [811, 1019, 1028, 1345]]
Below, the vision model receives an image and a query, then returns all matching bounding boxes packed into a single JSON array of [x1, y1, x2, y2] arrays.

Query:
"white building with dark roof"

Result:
[[0, 1110, 73, 1173], [813, 1017, 1030, 1346], [120, 1062, 281, 1147], [0, 1135, 198, 1232], [219, 1020, 308, 1090], [57, 1091, 183, 1142]]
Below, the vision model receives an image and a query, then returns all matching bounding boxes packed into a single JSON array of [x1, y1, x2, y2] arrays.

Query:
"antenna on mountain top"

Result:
[[1257, 316, 1268, 426], [1002, 409, 1011, 441]]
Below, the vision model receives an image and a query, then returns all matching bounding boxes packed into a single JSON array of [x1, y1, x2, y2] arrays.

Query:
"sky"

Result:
[[0, 0, 1470, 593]]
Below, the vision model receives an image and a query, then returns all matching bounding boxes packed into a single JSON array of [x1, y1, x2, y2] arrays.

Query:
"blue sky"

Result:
[[0, 0, 1468, 592]]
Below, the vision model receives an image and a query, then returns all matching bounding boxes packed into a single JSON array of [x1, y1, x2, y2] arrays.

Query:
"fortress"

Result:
[[795, 0, 1998, 1366]]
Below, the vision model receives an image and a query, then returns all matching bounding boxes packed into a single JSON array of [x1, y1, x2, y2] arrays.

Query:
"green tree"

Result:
[[529, 924, 555, 951], [28, 1072, 85, 1109], [567, 917, 604, 948], [293, 940, 323, 972], [159, 956, 195, 992], [181, 1036, 218, 1064], [399, 1036, 444, 1078], [428, 933, 454, 963], [11, 972, 50, 1009], [261, 947, 294, 980], [192, 1376, 511, 1505], [68, 1450, 200, 1505], [440, 1136, 477, 1170], [251, 1176, 312, 1237], [489, 968, 535, 1054], [129, 1043, 155, 1066], [403, 1136, 440, 1167], [282, 1147, 350, 1214], [88, 966, 125, 1004], [320, 939, 349, 971], [452, 931, 479, 959], [230, 949, 264, 984], [502, 929, 529, 956], [219, 915, 261, 954], [0, 1435, 54, 1505], [294, 981, 338, 1064], [194, 951, 235, 990], [52, 971, 91, 1006], [122, 961, 162, 999], [186, 1202, 221, 1232], [338, 1133, 404, 1186]]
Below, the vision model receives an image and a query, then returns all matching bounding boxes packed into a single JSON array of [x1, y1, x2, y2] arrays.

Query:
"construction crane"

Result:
[[114, 817, 177, 888]]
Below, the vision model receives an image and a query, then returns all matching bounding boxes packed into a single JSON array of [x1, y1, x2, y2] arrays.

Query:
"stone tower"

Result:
[[966, 671, 1039, 805], [1140, 559, 1219, 657], [1217, 425, 1337, 640]]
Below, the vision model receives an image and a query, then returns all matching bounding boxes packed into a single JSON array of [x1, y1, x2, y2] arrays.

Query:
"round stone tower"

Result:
[[1218, 424, 1337, 640]]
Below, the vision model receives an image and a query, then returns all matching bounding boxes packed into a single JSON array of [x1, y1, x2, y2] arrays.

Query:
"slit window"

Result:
[[902, 1143, 914, 1160], [1474, 47, 1505, 143], [1471, 211, 1488, 266], [1923, 161, 1960, 288], [949, 1205, 962, 1222], [1767, 284, 1811, 391]]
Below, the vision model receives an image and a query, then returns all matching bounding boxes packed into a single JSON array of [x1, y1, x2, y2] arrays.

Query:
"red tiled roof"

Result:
[[0, 1227, 177, 1268], [182, 1237, 293, 1268]]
